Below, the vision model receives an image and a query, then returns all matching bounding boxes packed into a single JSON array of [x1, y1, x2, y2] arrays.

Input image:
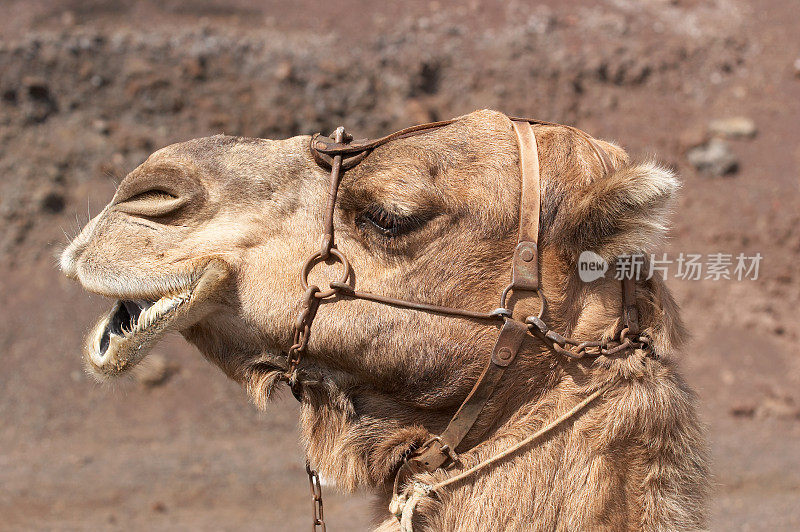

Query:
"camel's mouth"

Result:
[[79, 260, 228, 380], [85, 289, 193, 379]]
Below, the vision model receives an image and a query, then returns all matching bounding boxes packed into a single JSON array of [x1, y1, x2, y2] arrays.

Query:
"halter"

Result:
[[285, 115, 652, 530]]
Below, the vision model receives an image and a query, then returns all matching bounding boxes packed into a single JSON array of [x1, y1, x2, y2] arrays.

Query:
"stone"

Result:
[[677, 124, 709, 153], [708, 116, 757, 139], [61, 11, 76, 27], [182, 56, 207, 80], [729, 403, 755, 418], [92, 119, 110, 135], [275, 61, 293, 81], [134, 353, 175, 387], [687, 138, 738, 176], [404, 99, 434, 125], [21, 77, 58, 123], [757, 394, 800, 419], [39, 190, 65, 213]]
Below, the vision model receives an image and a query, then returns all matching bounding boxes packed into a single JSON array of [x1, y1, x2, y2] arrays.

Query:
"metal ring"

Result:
[[490, 308, 512, 319], [499, 284, 513, 311], [499, 285, 547, 320], [300, 247, 350, 299]]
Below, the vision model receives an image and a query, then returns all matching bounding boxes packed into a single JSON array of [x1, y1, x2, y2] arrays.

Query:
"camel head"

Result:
[[61, 109, 682, 489]]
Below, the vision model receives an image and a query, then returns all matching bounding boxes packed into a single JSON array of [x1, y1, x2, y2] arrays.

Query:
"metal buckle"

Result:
[[411, 435, 459, 470]]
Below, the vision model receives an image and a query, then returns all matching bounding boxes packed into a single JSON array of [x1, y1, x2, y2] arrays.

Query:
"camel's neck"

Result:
[[376, 368, 615, 531], [297, 337, 705, 531], [376, 349, 703, 532]]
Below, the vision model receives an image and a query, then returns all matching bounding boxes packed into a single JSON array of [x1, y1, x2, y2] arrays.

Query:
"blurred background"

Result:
[[1, 1, 798, 530]]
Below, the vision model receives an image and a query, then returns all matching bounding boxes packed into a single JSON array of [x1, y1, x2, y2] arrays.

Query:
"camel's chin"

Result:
[[83, 291, 193, 380]]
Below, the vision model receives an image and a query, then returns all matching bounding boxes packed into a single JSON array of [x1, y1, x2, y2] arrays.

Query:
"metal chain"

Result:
[[306, 461, 326, 531], [288, 290, 328, 532], [286, 286, 647, 532], [285, 284, 333, 532], [285, 285, 322, 395], [526, 314, 654, 359]]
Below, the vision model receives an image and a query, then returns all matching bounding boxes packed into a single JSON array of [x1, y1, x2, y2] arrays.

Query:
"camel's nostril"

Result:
[[114, 189, 190, 218]]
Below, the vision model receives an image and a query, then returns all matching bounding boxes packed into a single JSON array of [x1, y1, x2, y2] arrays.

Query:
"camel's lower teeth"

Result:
[[99, 293, 189, 354]]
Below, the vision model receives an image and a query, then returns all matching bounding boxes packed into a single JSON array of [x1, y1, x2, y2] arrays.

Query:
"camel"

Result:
[[61, 110, 708, 531]]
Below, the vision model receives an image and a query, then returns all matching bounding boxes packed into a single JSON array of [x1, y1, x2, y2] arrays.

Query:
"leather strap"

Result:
[[510, 116, 613, 176], [510, 121, 541, 291], [302, 115, 649, 527], [405, 119, 543, 474], [622, 276, 639, 335], [317, 117, 612, 177], [312, 119, 458, 155], [406, 319, 529, 473]]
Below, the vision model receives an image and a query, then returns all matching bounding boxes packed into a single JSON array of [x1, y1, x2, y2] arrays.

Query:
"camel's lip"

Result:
[[76, 259, 229, 380], [84, 284, 195, 380]]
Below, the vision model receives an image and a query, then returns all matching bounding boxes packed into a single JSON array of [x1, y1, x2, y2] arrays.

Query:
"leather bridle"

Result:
[[284, 115, 653, 531]]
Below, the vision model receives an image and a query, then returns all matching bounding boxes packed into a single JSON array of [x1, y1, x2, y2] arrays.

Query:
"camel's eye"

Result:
[[357, 206, 422, 238]]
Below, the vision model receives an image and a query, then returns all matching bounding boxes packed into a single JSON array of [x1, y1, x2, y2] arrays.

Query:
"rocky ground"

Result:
[[1, 0, 799, 530]]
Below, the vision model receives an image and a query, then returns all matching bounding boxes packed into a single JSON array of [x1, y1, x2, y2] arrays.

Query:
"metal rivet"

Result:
[[497, 347, 513, 361], [520, 247, 534, 262], [315, 141, 327, 150]]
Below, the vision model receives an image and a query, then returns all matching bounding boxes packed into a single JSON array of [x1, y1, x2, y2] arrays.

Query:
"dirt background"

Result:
[[1, 1, 799, 530]]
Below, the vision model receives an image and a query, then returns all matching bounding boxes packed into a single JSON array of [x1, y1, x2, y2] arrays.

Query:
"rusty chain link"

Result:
[[286, 127, 351, 531], [306, 461, 326, 531], [285, 284, 331, 532], [287, 125, 350, 531], [526, 314, 654, 359], [285, 285, 322, 395]]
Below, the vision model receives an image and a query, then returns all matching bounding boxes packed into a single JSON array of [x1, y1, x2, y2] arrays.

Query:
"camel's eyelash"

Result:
[[357, 206, 425, 238]]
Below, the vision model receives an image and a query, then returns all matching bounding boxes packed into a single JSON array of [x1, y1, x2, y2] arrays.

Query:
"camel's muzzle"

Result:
[[85, 290, 192, 379]]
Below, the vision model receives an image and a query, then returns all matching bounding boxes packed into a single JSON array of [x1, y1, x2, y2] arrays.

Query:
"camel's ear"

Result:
[[552, 162, 679, 259]]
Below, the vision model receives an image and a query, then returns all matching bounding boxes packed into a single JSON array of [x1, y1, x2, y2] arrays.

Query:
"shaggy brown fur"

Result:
[[61, 110, 708, 530]]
